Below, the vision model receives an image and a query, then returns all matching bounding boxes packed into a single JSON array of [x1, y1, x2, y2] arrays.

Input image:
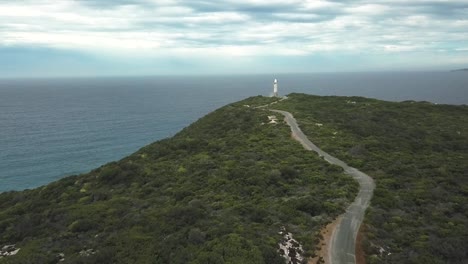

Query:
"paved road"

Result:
[[272, 110, 375, 264]]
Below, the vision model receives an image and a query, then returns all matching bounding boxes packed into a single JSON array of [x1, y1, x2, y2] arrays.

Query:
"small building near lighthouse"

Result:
[[273, 79, 278, 97]]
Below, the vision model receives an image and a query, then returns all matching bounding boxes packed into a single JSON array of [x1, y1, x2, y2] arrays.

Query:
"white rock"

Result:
[[8, 249, 20, 256]]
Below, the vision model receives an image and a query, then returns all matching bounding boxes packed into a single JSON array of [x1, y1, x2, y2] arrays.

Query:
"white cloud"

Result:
[[163, 12, 249, 24], [346, 4, 390, 15], [383, 45, 420, 52], [302, 0, 342, 10], [273, 13, 321, 21], [0, 0, 466, 71]]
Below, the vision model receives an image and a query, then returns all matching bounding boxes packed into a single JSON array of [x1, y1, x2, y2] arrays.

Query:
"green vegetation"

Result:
[[275, 93, 468, 264], [0, 96, 358, 264]]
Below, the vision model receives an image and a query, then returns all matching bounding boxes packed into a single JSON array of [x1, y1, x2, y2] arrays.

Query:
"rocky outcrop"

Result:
[[79, 248, 97, 257], [57, 252, 65, 262], [278, 227, 304, 264], [0, 244, 20, 258]]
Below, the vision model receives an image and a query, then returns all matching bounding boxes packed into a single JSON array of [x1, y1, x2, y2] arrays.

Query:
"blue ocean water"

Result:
[[1, 72, 467, 192]]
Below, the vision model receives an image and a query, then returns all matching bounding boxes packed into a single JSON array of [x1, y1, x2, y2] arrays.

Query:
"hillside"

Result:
[[274, 94, 468, 264], [0, 96, 358, 264]]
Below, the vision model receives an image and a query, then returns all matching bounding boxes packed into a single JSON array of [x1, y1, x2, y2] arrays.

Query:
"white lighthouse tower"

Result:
[[273, 79, 278, 97]]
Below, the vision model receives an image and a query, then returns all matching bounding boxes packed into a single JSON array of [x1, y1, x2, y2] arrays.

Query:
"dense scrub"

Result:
[[0, 96, 358, 263], [275, 93, 468, 264]]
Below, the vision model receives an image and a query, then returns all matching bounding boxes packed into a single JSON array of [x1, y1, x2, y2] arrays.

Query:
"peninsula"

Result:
[[1, 94, 467, 264]]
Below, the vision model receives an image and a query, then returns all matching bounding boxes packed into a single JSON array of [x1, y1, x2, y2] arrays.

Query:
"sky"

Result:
[[0, 0, 467, 77]]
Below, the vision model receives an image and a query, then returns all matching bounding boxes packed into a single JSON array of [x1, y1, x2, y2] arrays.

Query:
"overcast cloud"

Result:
[[1, 0, 467, 76]]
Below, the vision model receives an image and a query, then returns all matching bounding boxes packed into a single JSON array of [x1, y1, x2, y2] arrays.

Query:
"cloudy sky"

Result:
[[1, 0, 467, 77]]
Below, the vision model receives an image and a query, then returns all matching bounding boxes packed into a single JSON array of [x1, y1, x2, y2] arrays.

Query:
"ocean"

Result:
[[1, 72, 467, 192]]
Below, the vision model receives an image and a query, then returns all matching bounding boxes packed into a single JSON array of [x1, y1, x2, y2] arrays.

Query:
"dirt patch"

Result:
[[308, 216, 342, 264], [355, 224, 366, 264]]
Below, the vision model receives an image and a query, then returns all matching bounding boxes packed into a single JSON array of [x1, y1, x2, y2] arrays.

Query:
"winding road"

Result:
[[271, 110, 375, 264]]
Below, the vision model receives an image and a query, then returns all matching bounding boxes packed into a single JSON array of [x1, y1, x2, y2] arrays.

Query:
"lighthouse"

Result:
[[273, 79, 278, 97]]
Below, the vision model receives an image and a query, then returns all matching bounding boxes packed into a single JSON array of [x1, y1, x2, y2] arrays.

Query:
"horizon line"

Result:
[[0, 69, 463, 80]]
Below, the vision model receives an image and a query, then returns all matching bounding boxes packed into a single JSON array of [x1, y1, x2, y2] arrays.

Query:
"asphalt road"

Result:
[[272, 110, 375, 264]]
